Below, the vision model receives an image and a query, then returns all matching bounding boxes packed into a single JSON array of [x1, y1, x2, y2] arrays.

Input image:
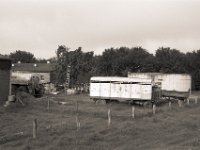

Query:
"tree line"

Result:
[[0, 50, 53, 63], [55, 45, 200, 90], [1, 46, 200, 90]]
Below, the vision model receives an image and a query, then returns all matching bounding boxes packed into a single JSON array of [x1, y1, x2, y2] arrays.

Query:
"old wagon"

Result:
[[90, 76, 153, 102]]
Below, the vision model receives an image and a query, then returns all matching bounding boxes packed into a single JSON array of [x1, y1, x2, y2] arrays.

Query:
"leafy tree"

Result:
[[186, 50, 200, 89], [48, 57, 57, 63], [155, 47, 187, 73], [68, 47, 94, 85], [55, 45, 70, 85], [95, 47, 154, 76], [9, 50, 36, 63], [55, 46, 94, 87]]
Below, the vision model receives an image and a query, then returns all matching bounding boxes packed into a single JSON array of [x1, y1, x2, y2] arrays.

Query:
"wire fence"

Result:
[[0, 94, 199, 146]]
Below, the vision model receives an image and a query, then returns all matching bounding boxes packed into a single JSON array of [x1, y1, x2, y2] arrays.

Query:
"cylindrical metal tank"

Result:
[[0, 57, 11, 103]]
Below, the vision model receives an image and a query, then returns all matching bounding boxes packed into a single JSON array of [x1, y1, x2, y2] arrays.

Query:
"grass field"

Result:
[[0, 92, 200, 150]]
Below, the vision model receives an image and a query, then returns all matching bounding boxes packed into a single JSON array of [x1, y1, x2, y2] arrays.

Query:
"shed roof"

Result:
[[0, 55, 10, 60], [12, 63, 56, 72]]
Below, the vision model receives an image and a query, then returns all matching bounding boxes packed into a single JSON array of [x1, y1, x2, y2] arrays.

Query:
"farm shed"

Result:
[[11, 62, 56, 84], [128, 73, 191, 98], [90, 76, 152, 101], [0, 57, 11, 103]]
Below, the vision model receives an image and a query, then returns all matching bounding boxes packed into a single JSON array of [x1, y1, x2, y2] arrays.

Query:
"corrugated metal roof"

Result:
[[12, 63, 56, 72]]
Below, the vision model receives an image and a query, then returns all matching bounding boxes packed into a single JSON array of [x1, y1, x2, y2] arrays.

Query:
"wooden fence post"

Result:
[[169, 98, 172, 109], [47, 97, 50, 111], [33, 119, 37, 139], [132, 105, 135, 119], [152, 103, 156, 115], [76, 101, 80, 131], [107, 104, 111, 127], [195, 97, 198, 104], [187, 98, 190, 105], [178, 100, 182, 107]]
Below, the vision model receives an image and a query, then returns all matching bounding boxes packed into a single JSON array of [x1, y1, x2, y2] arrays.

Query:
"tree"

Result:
[[95, 47, 154, 76], [48, 57, 57, 63], [55, 46, 94, 86], [68, 47, 94, 85], [186, 50, 200, 89], [155, 47, 187, 73], [9, 50, 36, 63], [55, 45, 70, 85]]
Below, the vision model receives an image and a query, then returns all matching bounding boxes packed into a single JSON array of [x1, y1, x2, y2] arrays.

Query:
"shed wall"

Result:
[[11, 71, 50, 84], [0, 59, 11, 103]]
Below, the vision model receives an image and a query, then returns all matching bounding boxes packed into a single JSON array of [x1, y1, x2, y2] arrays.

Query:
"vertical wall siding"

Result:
[[128, 73, 191, 92], [0, 69, 10, 102], [90, 81, 152, 100], [160, 74, 191, 92]]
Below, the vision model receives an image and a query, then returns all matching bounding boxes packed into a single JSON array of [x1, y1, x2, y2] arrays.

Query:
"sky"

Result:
[[0, 0, 200, 59]]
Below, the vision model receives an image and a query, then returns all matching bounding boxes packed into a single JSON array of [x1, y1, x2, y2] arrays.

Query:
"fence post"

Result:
[[187, 98, 190, 105], [169, 98, 172, 109], [33, 119, 37, 139], [152, 103, 156, 115], [107, 104, 111, 127], [178, 100, 182, 107], [132, 105, 135, 119], [76, 101, 80, 131], [195, 97, 198, 104], [47, 97, 50, 111]]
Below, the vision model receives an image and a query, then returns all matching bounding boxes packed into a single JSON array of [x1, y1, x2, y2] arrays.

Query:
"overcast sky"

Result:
[[0, 0, 200, 59]]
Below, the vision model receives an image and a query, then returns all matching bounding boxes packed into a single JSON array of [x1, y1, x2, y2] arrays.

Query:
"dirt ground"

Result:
[[1, 92, 200, 150]]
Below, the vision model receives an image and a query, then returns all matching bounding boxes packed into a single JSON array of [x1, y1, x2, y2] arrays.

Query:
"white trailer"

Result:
[[90, 76, 153, 102], [128, 73, 191, 98], [158, 74, 191, 98]]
